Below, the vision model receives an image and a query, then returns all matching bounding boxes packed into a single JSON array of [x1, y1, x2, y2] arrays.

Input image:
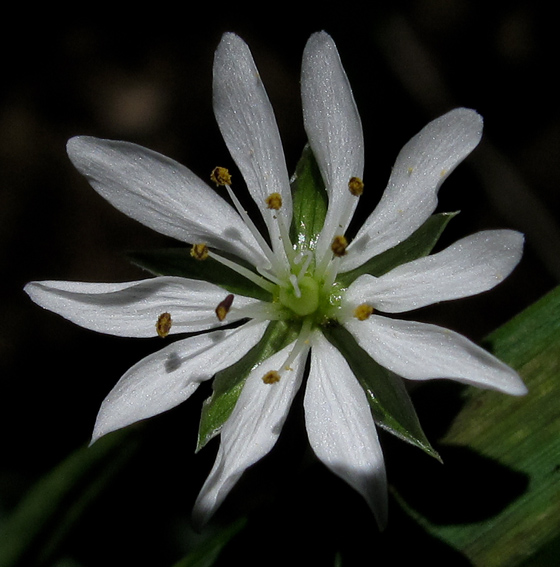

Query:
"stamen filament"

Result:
[[223, 183, 289, 279], [208, 251, 276, 294], [294, 250, 313, 282], [281, 317, 313, 371], [289, 274, 301, 298], [322, 256, 340, 294]]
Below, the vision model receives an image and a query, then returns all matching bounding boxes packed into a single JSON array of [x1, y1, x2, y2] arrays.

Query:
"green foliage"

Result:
[[0, 430, 139, 567], [396, 285, 560, 566]]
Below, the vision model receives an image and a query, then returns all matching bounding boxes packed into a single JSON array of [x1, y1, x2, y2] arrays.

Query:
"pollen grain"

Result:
[[353, 303, 374, 321], [215, 294, 234, 321], [348, 176, 364, 196], [265, 192, 283, 210], [156, 312, 173, 338], [331, 235, 348, 257], [262, 370, 281, 384], [191, 243, 209, 261], [210, 166, 232, 186]]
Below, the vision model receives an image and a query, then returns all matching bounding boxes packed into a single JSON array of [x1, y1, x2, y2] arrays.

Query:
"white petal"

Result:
[[24, 277, 261, 337], [345, 315, 527, 395], [304, 334, 388, 528], [213, 33, 292, 244], [346, 230, 524, 313], [66, 136, 267, 267], [192, 340, 308, 527], [92, 321, 268, 442], [301, 31, 364, 259], [342, 108, 483, 271]]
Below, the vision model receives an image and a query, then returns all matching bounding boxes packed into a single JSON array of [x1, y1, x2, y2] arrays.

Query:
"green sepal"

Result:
[[322, 322, 441, 461], [289, 144, 328, 252], [337, 211, 458, 287], [127, 248, 272, 302], [196, 319, 300, 452]]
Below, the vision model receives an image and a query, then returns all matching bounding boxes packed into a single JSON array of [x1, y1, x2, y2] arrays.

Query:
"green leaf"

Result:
[[322, 322, 440, 460], [196, 320, 300, 451], [398, 285, 560, 566], [128, 248, 272, 302], [289, 144, 328, 252], [0, 429, 138, 567], [337, 211, 457, 287], [171, 518, 247, 567]]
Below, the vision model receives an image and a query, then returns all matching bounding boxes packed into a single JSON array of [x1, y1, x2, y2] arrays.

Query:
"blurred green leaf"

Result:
[[398, 285, 560, 566], [171, 518, 247, 567], [323, 322, 440, 461], [0, 430, 138, 567]]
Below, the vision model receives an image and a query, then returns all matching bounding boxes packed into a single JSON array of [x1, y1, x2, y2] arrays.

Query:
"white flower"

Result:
[[24, 31, 526, 529]]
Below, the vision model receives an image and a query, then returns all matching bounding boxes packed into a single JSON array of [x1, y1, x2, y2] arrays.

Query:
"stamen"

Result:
[[190, 243, 209, 261], [348, 176, 364, 196], [331, 235, 348, 257], [265, 192, 295, 267], [262, 317, 313, 385], [265, 192, 282, 210], [210, 166, 232, 186], [315, 175, 363, 278], [156, 312, 172, 337], [215, 294, 234, 321], [353, 303, 374, 321], [289, 274, 302, 298], [262, 370, 281, 384], [281, 317, 313, 371], [208, 250, 276, 293], [217, 174, 289, 279], [294, 250, 313, 282]]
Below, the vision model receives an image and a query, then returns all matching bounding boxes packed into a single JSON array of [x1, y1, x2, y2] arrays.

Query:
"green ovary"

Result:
[[279, 275, 320, 317]]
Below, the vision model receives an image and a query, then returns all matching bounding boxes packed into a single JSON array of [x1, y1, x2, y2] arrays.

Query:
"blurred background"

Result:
[[2, 2, 559, 565]]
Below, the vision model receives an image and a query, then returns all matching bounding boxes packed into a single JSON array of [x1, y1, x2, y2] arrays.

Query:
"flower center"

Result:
[[279, 275, 320, 317]]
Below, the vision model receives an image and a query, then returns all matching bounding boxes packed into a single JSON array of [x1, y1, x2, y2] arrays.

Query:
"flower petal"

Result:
[[301, 31, 364, 261], [66, 136, 267, 267], [91, 321, 268, 442], [345, 315, 527, 395], [24, 277, 261, 337], [346, 230, 524, 313], [213, 33, 292, 246], [342, 108, 483, 271], [304, 333, 388, 528], [192, 341, 308, 527]]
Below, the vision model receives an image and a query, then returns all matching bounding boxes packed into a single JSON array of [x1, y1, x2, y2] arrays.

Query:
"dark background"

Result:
[[2, 2, 559, 565]]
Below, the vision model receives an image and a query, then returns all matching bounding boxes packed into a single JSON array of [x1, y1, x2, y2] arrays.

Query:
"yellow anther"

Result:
[[331, 235, 348, 257], [353, 303, 374, 321], [190, 243, 209, 261], [156, 312, 172, 337], [265, 192, 283, 210], [210, 166, 232, 186], [407, 167, 414, 176], [262, 370, 281, 384], [348, 176, 364, 196], [440, 168, 448, 178], [215, 293, 234, 321]]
